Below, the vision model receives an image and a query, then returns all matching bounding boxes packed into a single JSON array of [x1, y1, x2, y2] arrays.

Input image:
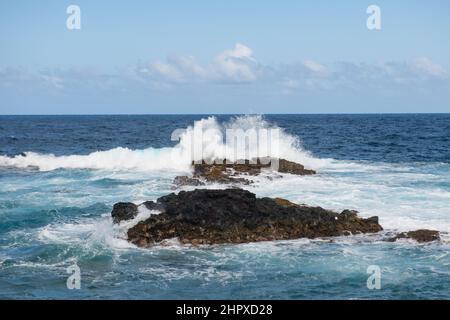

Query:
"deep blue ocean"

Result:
[[0, 114, 449, 299]]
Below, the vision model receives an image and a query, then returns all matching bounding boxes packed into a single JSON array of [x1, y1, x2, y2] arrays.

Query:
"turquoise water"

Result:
[[0, 114, 449, 299]]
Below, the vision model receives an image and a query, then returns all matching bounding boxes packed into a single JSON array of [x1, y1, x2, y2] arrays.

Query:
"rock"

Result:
[[173, 158, 315, 187], [278, 159, 317, 175], [193, 160, 261, 185], [193, 164, 252, 185], [173, 176, 205, 187], [339, 209, 359, 220], [123, 188, 383, 247], [388, 229, 440, 243], [274, 197, 302, 208], [365, 216, 379, 224], [193, 159, 268, 176], [142, 201, 166, 212], [111, 202, 138, 224]]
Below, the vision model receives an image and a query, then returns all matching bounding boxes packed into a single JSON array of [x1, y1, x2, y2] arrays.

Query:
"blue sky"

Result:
[[1, 0, 449, 114]]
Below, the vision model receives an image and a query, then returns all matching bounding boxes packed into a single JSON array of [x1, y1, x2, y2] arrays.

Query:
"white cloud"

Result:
[[137, 47, 449, 91], [1, 51, 448, 97], [410, 57, 448, 78], [218, 43, 255, 61], [39, 73, 64, 89], [171, 56, 209, 78], [150, 60, 185, 83], [302, 60, 328, 74], [213, 43, 257, 81], [142, 43, 258, 85]]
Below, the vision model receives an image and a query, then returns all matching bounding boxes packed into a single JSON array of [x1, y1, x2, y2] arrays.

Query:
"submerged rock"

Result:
[[173, 158, 316, 187], [388, 229, 440, 243], [114, 188, 383, 247]]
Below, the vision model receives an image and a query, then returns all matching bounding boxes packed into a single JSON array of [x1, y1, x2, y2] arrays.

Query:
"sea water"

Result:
[[0, 114, 449, 299]]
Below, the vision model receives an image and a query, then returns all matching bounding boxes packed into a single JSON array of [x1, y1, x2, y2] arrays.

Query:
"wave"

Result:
[[0, 115, 326, 172]]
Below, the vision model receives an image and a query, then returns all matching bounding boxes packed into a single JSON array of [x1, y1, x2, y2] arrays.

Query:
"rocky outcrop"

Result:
[[111, 202, 138, 224], [173, 175, 205, 187], [388, 229, 440, 243], [173, 158, 316, 187], [278, 159, 316, 175], [113, 188, 383, 247]]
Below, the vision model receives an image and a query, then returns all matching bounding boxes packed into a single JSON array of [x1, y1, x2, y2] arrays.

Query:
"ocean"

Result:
[[0, 114, 449, 299]]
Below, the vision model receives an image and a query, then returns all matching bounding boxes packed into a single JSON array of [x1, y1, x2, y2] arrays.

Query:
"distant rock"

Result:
[[173, 158, 316, 187], [388, 229, 440, 243], [114, 188, 383, 247]]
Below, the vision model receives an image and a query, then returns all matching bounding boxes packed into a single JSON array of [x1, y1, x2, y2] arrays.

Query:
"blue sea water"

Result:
[[0, 114, 449, 299]]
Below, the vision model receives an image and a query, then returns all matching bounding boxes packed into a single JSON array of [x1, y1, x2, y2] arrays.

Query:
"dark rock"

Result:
[[193, 159, 268, 176], [274, 197, 302, 208], [278, 159, 317, 175], [111, 202, 138, 224], [388, 229, 440, 243], [339, 209, 359, 220], [124, 188, 383, 247], [365, 216, 379, 224], [173, 176, 205, 187], [193, 162, 253, 184], [142, 201, 166, 213], [173, 158, 315, 187]]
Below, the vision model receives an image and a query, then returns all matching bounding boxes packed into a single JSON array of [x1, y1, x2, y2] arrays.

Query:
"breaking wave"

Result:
[[0, 115, 326, 172]]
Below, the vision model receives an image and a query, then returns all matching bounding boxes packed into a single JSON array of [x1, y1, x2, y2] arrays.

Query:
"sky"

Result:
[[0, 0, 449, 114]]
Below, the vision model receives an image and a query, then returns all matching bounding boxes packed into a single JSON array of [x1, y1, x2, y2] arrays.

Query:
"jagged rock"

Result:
[[274, 197, 303, 207], [142, 201, 166, 212], [119, 188, 383, 247], [173, 176, 205, 186], [388, 229, 440, 243], [173, 158, 315, 187], [278, 159, 317, 175], [193, 165, 252, 184], [193, 159, 269, 176], [111, 202, 138, 224]]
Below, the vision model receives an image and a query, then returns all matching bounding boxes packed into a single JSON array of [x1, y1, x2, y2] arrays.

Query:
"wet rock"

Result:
[[142, 201, 166, 212], [274, 197, 302, 208], [173, 176, 205, 187], [193, 164, 253, 185], [365, 216, 379, 224], [111, 202, 138, 224], [339, 209, 359, 220], [173, 158, 315, 187], [278, 158, 317, 175], [388, 229, 440, 243], [122, 188, 383, 247]]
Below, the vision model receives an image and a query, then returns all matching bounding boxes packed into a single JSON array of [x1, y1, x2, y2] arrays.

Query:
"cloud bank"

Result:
[[1, 44, 449, 113]]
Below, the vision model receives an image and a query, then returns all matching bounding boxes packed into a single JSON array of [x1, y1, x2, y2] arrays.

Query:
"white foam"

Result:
[[0, 147, 188, 172], [37, 205, 161, 250], [247, 161, 450, 233], [114, 205, 159, 235]]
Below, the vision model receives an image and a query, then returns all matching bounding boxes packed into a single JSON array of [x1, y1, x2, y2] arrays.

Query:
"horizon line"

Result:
[[1, 112, 450, 116]]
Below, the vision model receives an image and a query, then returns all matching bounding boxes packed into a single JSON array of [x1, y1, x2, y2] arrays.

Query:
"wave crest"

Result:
[[0, 115, 324, 172]]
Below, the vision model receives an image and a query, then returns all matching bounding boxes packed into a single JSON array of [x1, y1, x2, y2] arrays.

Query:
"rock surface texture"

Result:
[[111, 188, 383, 247], [173, 158, 316, 187], [111, 202, 138, 224], [388, 229, 440, 243]]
